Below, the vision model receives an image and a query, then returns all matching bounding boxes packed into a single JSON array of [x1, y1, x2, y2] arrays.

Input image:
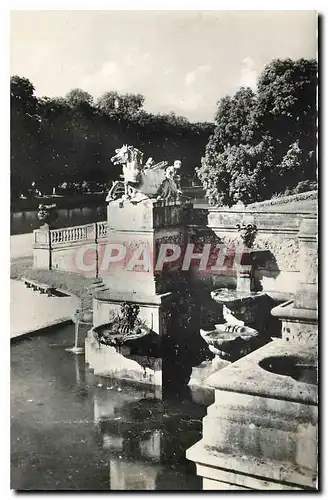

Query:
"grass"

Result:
[[10, 257, 99, 311]]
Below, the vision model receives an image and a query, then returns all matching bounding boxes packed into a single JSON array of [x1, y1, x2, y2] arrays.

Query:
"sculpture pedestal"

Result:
[[86, 199, 195, 391], [100, 199, 191, 295], [186, 341, 318, 490]]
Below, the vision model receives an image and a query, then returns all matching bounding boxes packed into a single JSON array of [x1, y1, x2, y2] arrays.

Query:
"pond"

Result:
[[11, 206, 107, 236], [11, 324, 212, 491]]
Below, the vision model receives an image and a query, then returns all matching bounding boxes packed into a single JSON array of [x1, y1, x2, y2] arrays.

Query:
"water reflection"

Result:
[[93, 384, 207, 490], [11, 324, 212, 490]]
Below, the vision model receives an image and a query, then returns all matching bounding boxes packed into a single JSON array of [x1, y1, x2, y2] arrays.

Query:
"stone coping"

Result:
[[247, 190, 317, 209], [271, 300, 318, 322], [186, 441, 315, 490], [205, 340, 317, 405], [10, 318, 72, 343], [208, 191, 317, 214], [93, 289, 173, 305], [10, 279, 80, 340], [107, 199, 192, 208], [208, 206, 317, 215]]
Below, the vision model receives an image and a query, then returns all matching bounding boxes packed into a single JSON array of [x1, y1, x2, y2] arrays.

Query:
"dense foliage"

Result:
[[197, 58, 317, 206], [11, 77, 214, 197], [11, 57, 317, 203]]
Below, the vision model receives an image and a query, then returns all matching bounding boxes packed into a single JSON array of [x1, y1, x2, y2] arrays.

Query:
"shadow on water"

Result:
[[11, 324, 210, 491]]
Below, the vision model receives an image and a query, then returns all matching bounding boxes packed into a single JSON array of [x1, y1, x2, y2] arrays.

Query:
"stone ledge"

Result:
[[205, 340, 317, 405], [11, 317, 72, 343], [271, 300, 318, 321], [186, 441, 316, 490], [93, 289, 173, 305]]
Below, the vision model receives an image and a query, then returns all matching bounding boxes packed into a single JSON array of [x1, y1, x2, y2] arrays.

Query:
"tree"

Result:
[[65, 88, 93, 107], [11, 75, 38, 115], [255, 58, 317, 145], [96, 91, 144, 118], [255, 58, 317, 192], [213, 87, 257, 150], [10, 77, 213, 197], [197, 139, 274, 206], [37, 96, 77, 187], [10, 76, 40, 195], [197, 58, 317, 206]]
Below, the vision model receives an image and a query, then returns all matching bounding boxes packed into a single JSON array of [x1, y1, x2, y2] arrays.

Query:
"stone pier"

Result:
[[85, 199, 196, 391]]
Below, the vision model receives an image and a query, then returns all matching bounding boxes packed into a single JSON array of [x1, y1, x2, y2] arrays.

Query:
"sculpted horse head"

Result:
[[110, 145, 145, 198], [111, 145, 144, 169], [108, 144, 176, 202]]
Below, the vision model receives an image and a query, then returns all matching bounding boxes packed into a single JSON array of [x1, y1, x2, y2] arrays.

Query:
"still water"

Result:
[[11, 206, 107, 236], [11, 324, 212, 491]]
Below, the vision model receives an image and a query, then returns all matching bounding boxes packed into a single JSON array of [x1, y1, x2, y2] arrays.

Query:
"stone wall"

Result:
[[33, 193, 317, 299], [205, 200, 317, 298]]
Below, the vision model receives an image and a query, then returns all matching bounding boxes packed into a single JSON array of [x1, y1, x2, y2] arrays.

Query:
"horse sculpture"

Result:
[[107, 144, 172, 202]]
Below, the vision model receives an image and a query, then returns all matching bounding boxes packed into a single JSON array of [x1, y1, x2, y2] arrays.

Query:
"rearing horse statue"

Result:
[[108, 144, 169, 202], [110, 144, 144, 199]]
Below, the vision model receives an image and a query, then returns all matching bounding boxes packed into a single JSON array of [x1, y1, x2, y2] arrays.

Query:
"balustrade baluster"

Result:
[[48, 222, 108, 245]]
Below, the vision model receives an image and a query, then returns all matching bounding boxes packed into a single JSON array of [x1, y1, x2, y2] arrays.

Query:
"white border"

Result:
[[3, 2, 325, 498]]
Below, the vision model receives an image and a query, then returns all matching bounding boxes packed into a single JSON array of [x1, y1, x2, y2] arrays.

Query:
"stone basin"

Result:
[[259, 355, 317, 386], [91, 323, 160, 358], [93, 322, 153, 347], [210, 288, 276, 336], [211, 288, 260, 306], [205, 340, 318, 405], [200, 324, 261, 362], [187, 340, 318, 490]]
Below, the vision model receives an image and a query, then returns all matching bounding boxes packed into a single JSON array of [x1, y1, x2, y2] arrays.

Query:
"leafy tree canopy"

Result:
[[197, 58, 317, 206]]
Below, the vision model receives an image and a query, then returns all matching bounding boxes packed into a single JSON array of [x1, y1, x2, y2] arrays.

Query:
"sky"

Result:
[[10, 10, 317, 122]]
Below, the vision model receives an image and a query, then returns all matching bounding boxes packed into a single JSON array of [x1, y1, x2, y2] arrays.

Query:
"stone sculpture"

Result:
[[156, 160, 183, 202], [235, 221, 258, 249], [92, 303, 158, 354], [37, 203, 58, 228], [107, 144, 182, 203]]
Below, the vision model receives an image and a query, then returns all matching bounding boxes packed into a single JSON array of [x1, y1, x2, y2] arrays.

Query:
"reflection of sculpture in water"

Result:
[[107, 145, 183, 203]]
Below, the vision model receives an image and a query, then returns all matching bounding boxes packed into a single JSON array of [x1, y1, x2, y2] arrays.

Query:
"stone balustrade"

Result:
[[96, 221, 108, 239], [49, 222, 108, 245], [33, 221, 109, 275], [50, 225, 87, 244]]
